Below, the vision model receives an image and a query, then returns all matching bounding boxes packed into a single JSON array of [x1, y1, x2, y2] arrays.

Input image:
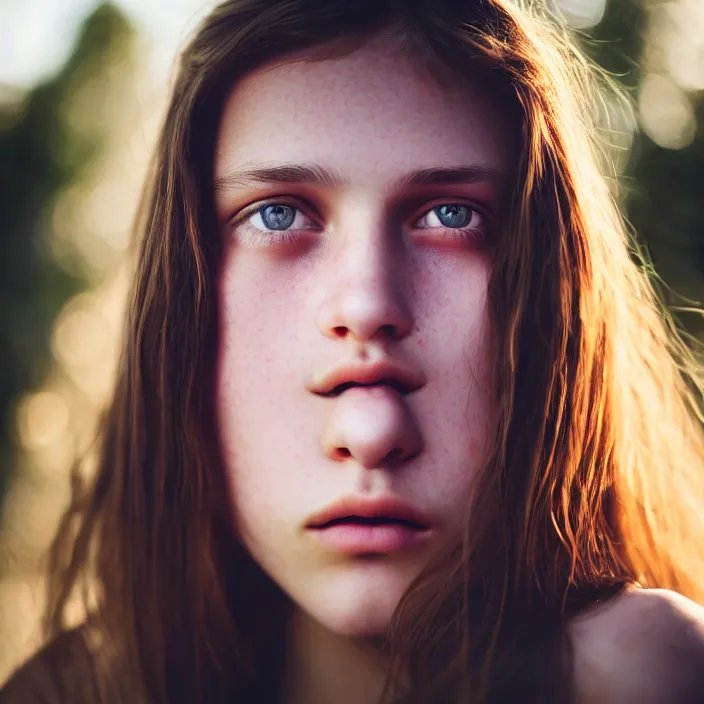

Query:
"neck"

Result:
[[282, 608, 396, 704]]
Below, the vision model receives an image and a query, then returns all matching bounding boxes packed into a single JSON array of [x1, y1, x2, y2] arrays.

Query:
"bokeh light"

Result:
[[639, 72, 697, 149]]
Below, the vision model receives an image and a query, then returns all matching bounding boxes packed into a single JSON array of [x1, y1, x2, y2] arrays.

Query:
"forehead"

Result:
[[214, 35, 518, 188]]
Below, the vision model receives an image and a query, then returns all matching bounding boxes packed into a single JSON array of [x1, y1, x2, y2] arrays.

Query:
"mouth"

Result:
[[306, 496, 433, 555], [321, 379, 414, 397], [309, 358, 426, 398], [313, 515, 427, 530], [308, 517, 431, 555]]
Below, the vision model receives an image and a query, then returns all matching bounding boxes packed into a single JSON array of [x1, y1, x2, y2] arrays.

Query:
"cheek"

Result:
[[410, 263, 495, 507], [217, 247, 309, 394], [215, 254, 314, 527], [418, 324, 494, 500]]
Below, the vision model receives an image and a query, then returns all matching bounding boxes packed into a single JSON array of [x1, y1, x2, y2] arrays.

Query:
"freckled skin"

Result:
[[213, 35, 516, 637]]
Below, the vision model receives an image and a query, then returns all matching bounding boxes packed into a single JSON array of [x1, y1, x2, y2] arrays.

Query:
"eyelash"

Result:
[[230, 198, 490, 248]]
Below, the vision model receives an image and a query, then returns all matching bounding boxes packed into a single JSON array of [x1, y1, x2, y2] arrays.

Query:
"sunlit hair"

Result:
[[37, 1, 704, 703]]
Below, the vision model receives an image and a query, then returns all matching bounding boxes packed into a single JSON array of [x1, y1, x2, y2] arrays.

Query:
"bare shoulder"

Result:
[[569, 587, 704, 704]]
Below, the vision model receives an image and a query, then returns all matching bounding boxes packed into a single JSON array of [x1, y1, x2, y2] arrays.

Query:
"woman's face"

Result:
[[214, 35, 516, 637]]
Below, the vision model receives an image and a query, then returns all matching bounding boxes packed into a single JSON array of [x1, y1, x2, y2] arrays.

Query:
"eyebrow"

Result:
[[213, 162, 506, 193]]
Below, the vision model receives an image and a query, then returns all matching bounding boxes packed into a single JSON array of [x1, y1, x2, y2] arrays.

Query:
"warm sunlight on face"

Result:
[[213, 33, 517, 637]]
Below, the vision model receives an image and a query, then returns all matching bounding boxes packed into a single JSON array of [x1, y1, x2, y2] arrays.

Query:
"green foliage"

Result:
[[583, 0, 704, 336], [0, 4, 134, 512]]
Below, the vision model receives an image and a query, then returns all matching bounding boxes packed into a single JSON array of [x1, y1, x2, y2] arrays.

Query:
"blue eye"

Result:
[[260, 204, 296, 230], [433, 204, 472, 228]]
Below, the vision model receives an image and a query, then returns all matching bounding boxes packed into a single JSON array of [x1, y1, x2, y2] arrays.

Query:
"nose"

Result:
[[316, 237, 413, 343], [320, 386, 423, 469]]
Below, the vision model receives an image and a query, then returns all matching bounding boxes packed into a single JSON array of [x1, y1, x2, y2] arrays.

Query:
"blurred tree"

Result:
[[0, 4, 134, 516], [583, 0, 704, 338], [629, 102, 704, 338]]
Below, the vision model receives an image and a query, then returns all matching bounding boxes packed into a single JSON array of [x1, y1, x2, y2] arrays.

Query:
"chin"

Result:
[[317, 604, 396, 637], [297, 562, 419, 637]]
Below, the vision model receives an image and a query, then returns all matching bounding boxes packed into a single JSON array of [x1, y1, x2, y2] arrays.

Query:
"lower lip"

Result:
[[309, 523, 431, 555]]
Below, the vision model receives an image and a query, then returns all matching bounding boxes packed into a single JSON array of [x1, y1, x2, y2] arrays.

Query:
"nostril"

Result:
[[384, 448, 403, 464], [332, 326, 347, 338], [334, 447, 351, 460], [379, 324, 398, 339]]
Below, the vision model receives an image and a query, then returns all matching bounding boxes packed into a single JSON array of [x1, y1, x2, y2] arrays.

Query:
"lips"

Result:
[[310, 521, 430, 554], [305, 495, 433, 554], [325, 378, 411, 396], [314, 515, 425, 529], [306, 495, 431, 530], [308, 357, 426, 398]]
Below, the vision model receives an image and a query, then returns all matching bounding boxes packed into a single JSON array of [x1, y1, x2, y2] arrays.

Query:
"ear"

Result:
[[570, 587, 704, 704]]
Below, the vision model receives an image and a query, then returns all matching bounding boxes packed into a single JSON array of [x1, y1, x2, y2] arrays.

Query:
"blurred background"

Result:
[[0, 0, 703, 684]]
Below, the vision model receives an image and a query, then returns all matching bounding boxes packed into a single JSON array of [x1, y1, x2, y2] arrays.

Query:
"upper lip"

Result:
[[305, 495, 433, 529], [308, 357, 426, 397]]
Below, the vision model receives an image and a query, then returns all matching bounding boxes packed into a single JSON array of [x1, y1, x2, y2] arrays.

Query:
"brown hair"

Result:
[[23, 0, 704, 702]]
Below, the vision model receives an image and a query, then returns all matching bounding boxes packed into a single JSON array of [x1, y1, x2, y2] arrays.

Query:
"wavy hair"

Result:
[[32, 1, 704, 703]]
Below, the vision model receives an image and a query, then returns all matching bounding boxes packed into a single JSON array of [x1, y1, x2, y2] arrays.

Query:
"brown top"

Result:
[[0, 629, 104, 704]]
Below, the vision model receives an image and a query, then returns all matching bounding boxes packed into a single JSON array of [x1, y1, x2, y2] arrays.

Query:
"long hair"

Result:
[[37, 1, 704, 703]]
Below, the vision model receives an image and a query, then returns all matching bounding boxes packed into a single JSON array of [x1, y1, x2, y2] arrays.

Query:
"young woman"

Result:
[[3, 0, 704, 702]]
